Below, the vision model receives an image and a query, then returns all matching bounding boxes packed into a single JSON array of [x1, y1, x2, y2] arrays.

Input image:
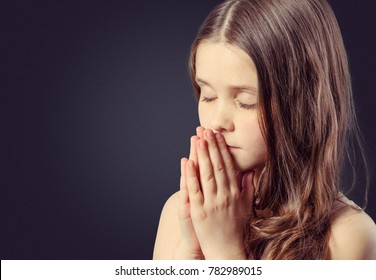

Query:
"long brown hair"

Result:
[[189, 0, 366, 259]]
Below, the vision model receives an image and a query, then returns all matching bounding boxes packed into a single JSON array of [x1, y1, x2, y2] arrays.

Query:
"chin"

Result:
[[233, 161, 254, 173], [232, 158, 265, 173]]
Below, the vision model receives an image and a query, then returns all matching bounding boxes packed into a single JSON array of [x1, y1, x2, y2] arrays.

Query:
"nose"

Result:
[[209, 103, 234, 132]]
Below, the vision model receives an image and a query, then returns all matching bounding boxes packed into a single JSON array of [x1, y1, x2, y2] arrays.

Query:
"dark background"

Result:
[[1, 0, 375, 259]]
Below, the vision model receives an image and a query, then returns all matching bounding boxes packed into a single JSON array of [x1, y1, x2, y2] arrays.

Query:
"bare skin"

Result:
[[155, 126, 254, 260], [153, 128, 376, 260], [326, 197, 376, 259], [153, 41, 376, 260]]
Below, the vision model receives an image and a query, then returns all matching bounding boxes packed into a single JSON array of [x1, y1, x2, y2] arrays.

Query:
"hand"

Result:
[[185, 129, 255, 259], [175, 127, 205, 259]]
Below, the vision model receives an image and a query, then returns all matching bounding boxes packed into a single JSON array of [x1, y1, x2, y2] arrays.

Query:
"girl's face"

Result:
[[196, 41, 267, 172]]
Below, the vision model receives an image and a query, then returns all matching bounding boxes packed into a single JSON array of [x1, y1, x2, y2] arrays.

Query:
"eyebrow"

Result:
[[195, 78, 257, 96]]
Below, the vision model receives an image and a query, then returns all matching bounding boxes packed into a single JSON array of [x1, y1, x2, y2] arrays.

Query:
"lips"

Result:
[[223, 137, 238, 150], [226, 145, 239, 150]]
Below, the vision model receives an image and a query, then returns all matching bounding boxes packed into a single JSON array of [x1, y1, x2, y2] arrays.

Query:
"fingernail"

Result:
[[215, 133, 222, 141]]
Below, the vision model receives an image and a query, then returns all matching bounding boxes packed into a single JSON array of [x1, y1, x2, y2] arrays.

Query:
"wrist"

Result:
[[173, 241, 204, 260], [203, 245, 247, 260], [205, 252, 247, 260]]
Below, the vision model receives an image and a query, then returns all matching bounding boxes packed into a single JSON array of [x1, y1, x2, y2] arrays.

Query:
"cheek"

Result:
[[241, 119, 266, 149], [198, 104, 208, 127]]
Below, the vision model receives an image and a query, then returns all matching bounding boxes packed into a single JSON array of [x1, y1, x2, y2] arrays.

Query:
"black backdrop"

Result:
[[1, 0, 375, 259]]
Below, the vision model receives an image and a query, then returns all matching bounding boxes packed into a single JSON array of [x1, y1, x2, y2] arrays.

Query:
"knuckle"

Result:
[[192, 209, 206, 221], [191, 187, 200, 195], [205, 172, 215, 182], [227, 163, 236, 177], [217, 194, 231, 208], [227, 162, 235, 172], [231, 190, 240, 201], [188, 183, 200, 194], [216, 162, 225, 173]]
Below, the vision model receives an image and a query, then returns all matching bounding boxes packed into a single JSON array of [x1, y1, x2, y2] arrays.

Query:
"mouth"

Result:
[[226, 145, 239, 150]]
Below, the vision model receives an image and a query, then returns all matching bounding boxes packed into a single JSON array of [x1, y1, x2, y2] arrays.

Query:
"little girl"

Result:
[[153, 0, 376, 259]]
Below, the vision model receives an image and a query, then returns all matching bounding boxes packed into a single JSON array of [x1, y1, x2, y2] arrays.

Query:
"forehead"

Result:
[[195, 41, 258, 88]]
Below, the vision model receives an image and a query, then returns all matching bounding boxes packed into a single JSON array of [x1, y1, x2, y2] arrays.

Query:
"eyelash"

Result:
[[239, 102, 257, 110], [201, 97, 215, 103], [201, 97, 256, 110]]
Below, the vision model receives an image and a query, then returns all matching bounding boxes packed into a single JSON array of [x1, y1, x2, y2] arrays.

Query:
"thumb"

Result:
[[241, 171, 255, 208]]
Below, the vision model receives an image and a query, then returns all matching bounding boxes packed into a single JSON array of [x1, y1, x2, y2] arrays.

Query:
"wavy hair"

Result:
[[189, 0, 367, 259]]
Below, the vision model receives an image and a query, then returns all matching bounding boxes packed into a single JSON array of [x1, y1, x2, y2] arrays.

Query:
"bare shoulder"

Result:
[[328, 198, 376, 260], [153, 192, 181, 259]]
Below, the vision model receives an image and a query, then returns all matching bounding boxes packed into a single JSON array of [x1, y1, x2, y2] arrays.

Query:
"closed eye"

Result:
[[239, 102, 257, 110], [201, 96, 216, 103]]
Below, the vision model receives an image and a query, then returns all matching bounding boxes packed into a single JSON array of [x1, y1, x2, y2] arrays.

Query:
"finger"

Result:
[[180, 158, 188, 185], [189, 136, 199, 163], [215, 132, 238, 193], [179, 158, 199, 242], [196, 139, 217, 196], [203, 129, 229, 194], [236, 171, 245, 190], [179, 158, 190, 225], [189, 136, 201, 179], [186, 159, 204, 207], [179, 158, 189, 203], [241, 171, 255, 208], [196, 126, 205, 139]]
